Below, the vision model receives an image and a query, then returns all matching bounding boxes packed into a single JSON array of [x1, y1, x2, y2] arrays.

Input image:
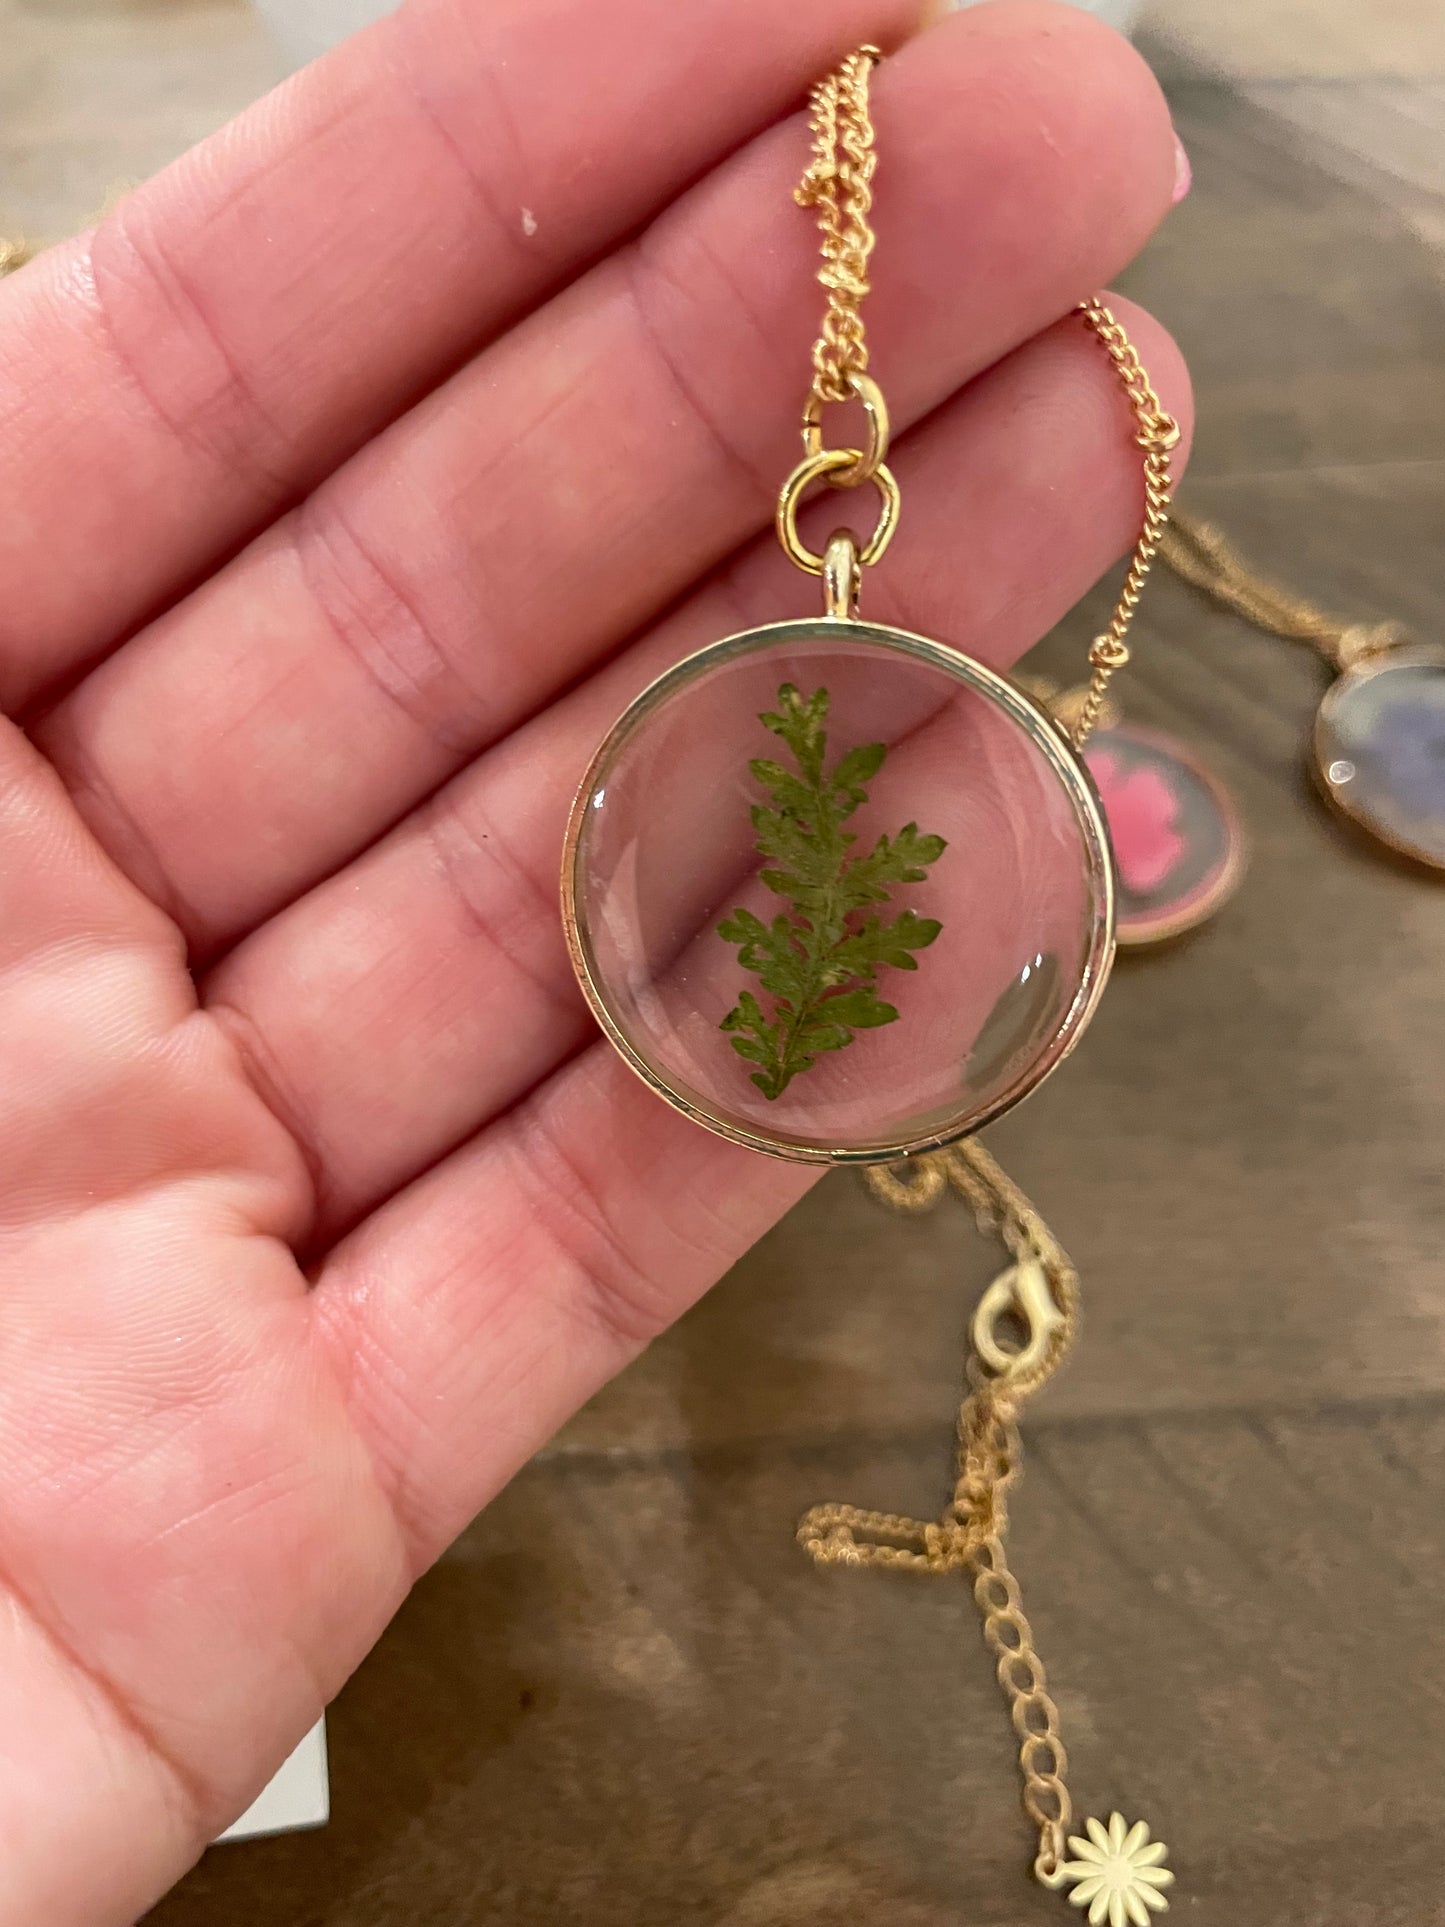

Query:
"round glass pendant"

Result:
[[1314, 644, 1445, 871], [563, 619, 1115, 1162], [1081, 722, 1247, 945]]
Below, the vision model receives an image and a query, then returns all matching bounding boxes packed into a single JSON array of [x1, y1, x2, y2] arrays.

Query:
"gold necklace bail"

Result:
[[821, 529, 862, 620]]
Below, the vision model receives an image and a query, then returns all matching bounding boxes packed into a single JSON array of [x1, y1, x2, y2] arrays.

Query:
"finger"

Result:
[[0, 1590, 198, 1925], [38, 3, 1179, 955], [208, 300, 1191, 1239], [0, 0, 921, 713]]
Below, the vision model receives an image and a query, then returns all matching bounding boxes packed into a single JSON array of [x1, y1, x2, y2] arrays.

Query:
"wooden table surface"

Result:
[[7, 2, 1445, 1922]]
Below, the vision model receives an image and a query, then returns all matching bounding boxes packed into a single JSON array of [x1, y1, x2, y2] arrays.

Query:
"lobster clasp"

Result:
[[971, 1255, 1064, 1381]]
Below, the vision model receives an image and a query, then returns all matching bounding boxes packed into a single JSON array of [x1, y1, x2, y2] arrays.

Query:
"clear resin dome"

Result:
[[564, 621, 1115, 1161], [1315, 646, 1445, 870]]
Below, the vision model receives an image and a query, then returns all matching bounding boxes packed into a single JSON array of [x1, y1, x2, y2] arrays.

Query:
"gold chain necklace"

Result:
[[561, 50, 1180, 1920]]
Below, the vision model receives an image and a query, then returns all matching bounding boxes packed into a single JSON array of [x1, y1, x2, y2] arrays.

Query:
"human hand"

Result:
[[0, 0, 1188, 1916]]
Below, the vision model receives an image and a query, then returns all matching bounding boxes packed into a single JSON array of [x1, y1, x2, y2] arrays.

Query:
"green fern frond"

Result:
[[717, 684, 946, 1100]]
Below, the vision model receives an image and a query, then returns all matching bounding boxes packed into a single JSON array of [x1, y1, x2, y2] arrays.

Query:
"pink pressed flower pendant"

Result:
[[1082, 724, 1247, 946]]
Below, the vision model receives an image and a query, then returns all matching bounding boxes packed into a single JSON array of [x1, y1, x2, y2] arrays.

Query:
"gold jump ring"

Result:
[[801, 370, 891, 483], [776, 449, 901, 574]]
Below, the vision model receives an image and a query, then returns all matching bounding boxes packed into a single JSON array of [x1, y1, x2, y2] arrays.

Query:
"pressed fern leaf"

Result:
[[717, 683, 946, 1100]]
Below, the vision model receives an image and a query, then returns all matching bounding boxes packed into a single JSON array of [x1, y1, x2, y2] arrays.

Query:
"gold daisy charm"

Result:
[[1051, 1813, 1173, 1926]]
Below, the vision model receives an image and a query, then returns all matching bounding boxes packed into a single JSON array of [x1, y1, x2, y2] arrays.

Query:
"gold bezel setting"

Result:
[[561, 618, 1117, 1165]]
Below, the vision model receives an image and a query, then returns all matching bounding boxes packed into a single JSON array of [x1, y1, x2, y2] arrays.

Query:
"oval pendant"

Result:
[[1081, 722, 1247, 945], [1314, 642, 1445, 871], [562, 618, 1115, 1163]]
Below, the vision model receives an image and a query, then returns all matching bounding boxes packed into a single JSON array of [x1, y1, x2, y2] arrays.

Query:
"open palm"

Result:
[[0, 0, 1188, 1917]]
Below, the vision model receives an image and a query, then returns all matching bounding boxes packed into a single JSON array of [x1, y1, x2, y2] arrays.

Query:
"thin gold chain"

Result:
[[795, 47, 882, 408], [779, 54, 1179, 711], [1070, 298, 1180, 746], [0, 237, 33, 275], [1160, 509, 1405, 671], [798, 1141, 1080, 1880]]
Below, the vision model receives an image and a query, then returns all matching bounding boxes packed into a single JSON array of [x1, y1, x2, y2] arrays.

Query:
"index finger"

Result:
[[0, 0, 920, 713]]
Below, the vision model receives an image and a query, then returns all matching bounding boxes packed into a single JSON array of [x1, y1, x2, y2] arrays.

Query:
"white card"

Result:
[[216, 1721, 330, 1842]]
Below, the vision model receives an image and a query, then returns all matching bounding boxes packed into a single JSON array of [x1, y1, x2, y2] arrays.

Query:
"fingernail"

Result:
[[1171, 135, 1192, 205]]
